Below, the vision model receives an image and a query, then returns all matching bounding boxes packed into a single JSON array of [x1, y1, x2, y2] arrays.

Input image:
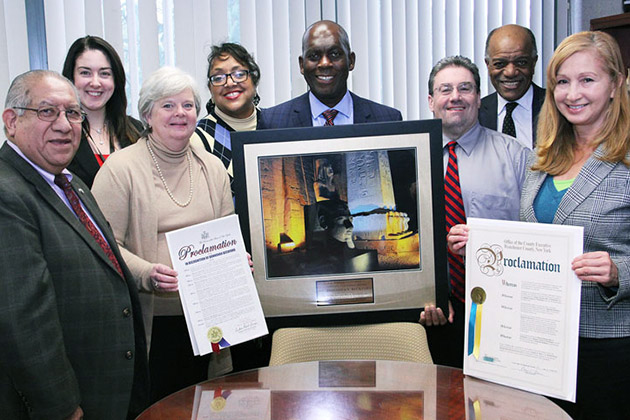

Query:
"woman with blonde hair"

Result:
[[449, 31, 630, 419], [522, 31, 630, 420]]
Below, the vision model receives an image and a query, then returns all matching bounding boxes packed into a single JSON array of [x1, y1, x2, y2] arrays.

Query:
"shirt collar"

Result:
[[443, 122, 483, 156], [497, 84, 534, 113], [6, 139, 73, 186], [309, 90, 352, 120]]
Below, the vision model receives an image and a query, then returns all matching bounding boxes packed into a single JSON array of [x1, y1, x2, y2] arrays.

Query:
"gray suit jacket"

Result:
[[479, 83, 545, 147], [0, 143, 148, 419], [259, 91, 402, 129], [520, 146, 630, 338]]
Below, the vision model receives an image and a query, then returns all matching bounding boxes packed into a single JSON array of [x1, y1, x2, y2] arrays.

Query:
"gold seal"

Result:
[[471, 287, 487, 304], [211, 396, 226, 412], [207, 326, 223, 344]]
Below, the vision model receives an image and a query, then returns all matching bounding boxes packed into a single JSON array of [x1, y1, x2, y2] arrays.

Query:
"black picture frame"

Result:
[[232, 120, 447, 328]]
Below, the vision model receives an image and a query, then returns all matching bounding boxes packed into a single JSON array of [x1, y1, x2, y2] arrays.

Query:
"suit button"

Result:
[[126, 350, 133, 360], [122, 307, 131, 317]]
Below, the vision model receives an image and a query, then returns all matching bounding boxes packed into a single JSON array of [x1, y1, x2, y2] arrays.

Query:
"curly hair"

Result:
[[205, 42, 261, 112]]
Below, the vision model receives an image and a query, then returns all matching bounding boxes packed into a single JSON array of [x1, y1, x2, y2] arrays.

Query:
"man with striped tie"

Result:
[[0, 70, 148, 419], [420, 56, 530, 368]]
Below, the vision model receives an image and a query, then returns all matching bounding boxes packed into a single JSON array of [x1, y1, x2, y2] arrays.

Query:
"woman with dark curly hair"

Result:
[[62, 35, 141, 187], [191, 42, 262, 195]]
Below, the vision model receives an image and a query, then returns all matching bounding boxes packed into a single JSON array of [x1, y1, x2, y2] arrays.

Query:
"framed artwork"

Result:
[[232, 120, 447, 327]]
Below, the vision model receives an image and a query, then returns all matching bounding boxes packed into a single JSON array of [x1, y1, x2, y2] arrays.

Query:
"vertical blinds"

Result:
[[1, 0, 556, 120]]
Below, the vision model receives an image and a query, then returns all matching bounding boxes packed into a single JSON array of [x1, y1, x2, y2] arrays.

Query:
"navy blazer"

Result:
[[0, 144, 149, 419], [259, 91, 402, 129], [478, 83, 545, 147]]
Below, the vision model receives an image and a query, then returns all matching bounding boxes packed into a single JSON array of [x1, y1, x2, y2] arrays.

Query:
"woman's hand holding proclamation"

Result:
[[572, 251, 619, 288], [150, 263, 179, 291]]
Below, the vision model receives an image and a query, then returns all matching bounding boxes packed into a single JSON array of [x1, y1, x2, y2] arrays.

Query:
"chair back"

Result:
[[269, 322, 432, 366]]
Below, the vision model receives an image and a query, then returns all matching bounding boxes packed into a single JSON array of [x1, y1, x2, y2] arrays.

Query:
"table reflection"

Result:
[[137, 360, 571, 420]]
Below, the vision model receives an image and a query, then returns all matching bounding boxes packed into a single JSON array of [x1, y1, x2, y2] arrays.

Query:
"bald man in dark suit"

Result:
[[260, 20, 401, 129], [0, 70, 148, 420], [479, 24, 545, 147]]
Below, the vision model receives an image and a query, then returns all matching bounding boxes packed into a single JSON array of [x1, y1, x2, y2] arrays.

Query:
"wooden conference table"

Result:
[[137, 360, 571, 419]]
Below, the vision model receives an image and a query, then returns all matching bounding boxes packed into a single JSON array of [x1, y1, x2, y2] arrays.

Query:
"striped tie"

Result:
[[444, 141, 466, 302], [322, 109, 338, 126]]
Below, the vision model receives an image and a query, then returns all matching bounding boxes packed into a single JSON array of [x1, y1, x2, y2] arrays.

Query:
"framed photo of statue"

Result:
[[231, 120, 447, 327]]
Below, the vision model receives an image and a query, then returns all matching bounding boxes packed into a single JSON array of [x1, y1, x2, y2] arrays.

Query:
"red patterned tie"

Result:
[[54, 174, 124, 278], [322, 109, 338, 126], [444, 141, 466, 302]]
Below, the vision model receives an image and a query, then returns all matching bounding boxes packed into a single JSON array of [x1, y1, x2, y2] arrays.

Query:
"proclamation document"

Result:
[[166, 214, 268, 356], [463, 218, 583, 401]]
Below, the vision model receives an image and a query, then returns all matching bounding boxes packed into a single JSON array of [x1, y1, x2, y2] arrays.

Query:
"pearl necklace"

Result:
[[146, 139, 194, 207]]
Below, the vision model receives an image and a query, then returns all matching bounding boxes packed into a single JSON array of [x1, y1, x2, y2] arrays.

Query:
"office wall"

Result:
[[572, 0, 624, 33]]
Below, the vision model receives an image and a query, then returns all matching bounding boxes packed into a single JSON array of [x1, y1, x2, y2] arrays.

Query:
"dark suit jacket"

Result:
[[67, 117, 143, 188], [478, 83, 545, 147], [259, 91, 403, 129], [0, 144, 148, 419]]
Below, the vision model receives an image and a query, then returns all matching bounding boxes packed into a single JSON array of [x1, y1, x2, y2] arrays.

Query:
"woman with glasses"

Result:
[[62, 35, 142, 188], [191, 42, 262, 196]]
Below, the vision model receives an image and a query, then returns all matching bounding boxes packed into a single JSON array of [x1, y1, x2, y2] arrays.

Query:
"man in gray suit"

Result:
[[478, 24, 545, 147], [259, 20, 402, 128], [0, 70, 148, 419]]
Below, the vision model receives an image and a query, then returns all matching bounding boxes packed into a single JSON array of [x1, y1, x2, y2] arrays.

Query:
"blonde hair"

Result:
[[534, 31, 630, 174]]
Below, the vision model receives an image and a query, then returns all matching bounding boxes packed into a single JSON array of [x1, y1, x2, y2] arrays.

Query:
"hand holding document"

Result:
[[463, 218, 583, 402], [166, 214, 268, 356]]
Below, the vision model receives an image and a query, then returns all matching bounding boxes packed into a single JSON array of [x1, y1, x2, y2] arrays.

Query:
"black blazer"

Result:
[[67, 116, 143, 188], [259, 91, 403, 129], [478, 83, 545, 147]]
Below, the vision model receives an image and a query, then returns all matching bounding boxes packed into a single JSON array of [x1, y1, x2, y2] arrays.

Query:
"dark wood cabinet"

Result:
[[591, 13, 630, 75]]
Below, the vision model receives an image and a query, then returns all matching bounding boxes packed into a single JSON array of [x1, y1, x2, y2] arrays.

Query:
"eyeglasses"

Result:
[[14, 106, 86, 124], [209, 70, 251, 86], [433, 82, 476, 96]]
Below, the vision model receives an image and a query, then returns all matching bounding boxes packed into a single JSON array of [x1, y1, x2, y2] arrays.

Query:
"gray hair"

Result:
[[138, 67, 201, 126], [5, 70, 80, 115], [302, 20, 352, 57], [428, 56, 481, 94], [485, 25, 538, 60]]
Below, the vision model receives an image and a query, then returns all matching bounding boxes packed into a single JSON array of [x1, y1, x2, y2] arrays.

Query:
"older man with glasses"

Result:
[[0, 70, 148, 420], [419, 56, 530, 369]]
